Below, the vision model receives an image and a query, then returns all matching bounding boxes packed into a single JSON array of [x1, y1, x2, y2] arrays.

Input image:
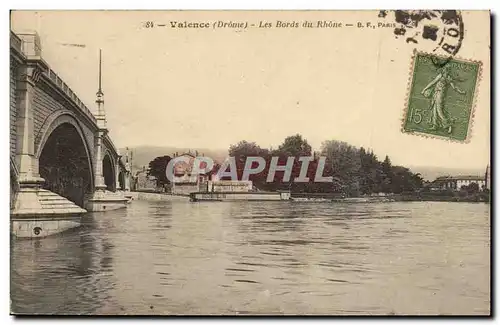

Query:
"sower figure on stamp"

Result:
[[421, 64, 466, 134]]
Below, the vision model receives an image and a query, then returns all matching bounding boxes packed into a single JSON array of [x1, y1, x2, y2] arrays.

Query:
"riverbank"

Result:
[[392, 193, 490, 203], [130, 190, 489, 204], [290, 192, 490, 203]]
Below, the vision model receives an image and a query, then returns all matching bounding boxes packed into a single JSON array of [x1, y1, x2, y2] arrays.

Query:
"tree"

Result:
[[276, 134, 312, 157], [321, 140, 361, 196], [390, 166, 415, 193], [411, 173, 424, 191], [381, 155, 393, 193], [272, 135, 315, 191], [147, 155, 172, 187], [463, 182, 480, 194], [229, 140, 269, 158], [359, 148, 382, 194], [228, 140, 270, 187]]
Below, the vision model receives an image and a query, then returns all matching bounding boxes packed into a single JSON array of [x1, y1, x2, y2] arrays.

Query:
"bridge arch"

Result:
[[103, 150, 116, 192], [36, 112, 94, 208]]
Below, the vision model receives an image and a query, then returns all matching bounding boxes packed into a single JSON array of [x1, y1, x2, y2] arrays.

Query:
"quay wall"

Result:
[[172, 184, 199, 196], [191, 192, 285, 201], [128, 191, 190, 202]]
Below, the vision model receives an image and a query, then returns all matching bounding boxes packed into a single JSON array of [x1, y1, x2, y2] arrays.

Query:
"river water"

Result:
[[10, 200, 490, 315]]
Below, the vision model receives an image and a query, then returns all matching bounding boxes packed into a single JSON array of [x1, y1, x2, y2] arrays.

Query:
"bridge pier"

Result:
[[11, 188, 87, 238], [84, 190, 128, 212], [83, 139, 128, 212], [83, 63, 128, 212], [10, 33, 86, 238]]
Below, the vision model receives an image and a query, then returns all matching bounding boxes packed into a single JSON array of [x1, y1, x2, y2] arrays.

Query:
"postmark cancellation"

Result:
[[402, 50, 482, 142]]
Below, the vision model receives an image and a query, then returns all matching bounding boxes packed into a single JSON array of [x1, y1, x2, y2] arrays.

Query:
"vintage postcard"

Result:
[[9, 10, 490, 316]]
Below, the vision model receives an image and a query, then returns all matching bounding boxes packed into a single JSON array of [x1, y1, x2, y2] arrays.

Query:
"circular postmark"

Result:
[[379, 10, 464, 67]]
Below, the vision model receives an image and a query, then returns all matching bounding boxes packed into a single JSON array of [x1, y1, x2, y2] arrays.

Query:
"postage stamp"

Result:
[[402, 51, 482, 142], [9, 10, 491, 316]]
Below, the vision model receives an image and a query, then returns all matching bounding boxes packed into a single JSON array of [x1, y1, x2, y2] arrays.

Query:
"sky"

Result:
[[10, 10, 491, 169]]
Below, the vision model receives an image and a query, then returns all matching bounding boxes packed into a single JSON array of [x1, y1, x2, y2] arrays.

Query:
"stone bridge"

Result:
[[10, 31, 131, 238]]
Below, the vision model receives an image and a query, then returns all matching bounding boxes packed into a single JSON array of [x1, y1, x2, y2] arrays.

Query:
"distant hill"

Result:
[[407, 165, 487, 181], [120, 146, 228, 172], [122, 146, 487, 181]]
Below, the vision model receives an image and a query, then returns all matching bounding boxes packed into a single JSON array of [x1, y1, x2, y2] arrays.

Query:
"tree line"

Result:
[[146, 134, 424, 196], [225, 135, 423, 196]]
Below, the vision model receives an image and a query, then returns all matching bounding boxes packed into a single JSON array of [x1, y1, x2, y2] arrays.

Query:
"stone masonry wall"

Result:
[[32, 85, 65, 153]]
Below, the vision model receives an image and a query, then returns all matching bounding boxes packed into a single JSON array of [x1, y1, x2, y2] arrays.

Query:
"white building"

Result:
[[431, 175, 487, 191], [204, 180, 253, 193]]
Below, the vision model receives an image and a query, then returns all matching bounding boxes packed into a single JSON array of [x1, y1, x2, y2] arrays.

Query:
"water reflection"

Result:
[[11, 200, 490, 315], [11, 220, 115, 314]]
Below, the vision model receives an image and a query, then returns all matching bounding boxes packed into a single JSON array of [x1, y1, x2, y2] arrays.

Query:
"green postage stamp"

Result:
[[402, 51, 482, 142]]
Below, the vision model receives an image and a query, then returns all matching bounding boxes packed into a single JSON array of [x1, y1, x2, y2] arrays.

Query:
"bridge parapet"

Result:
[[11, 31, 97, 126], [44, 68, 97, 124], [10, 31, 22, 53]]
